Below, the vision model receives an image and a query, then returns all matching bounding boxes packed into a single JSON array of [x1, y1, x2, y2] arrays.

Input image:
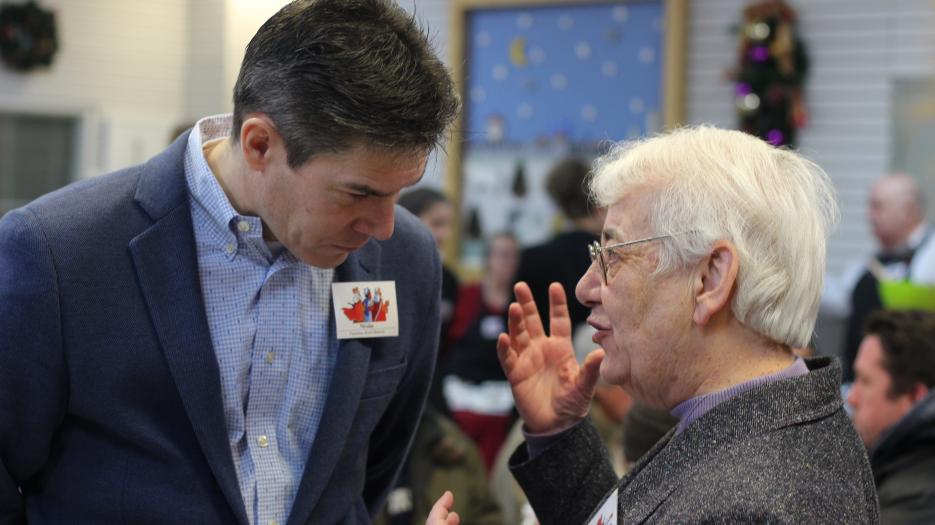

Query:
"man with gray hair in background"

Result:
[[823, 172, 935, 381], [440, 126, 879, 524]]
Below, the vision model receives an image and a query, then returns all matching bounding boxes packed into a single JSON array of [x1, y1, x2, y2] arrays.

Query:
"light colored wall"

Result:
[[399, 0, 452, 188], [685, 0, 935, 274], [0, 0, 292, 178], [0, 0, 189, 177], [3, 0, 932, 264], [684, 0, 935, 356], [0, 0, 448, 180]]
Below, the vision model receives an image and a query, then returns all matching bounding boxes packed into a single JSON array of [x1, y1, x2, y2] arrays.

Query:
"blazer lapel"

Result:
[[128, 144, 250, 525], [617, 429, 703, 523], [287, 243, 380, 525]]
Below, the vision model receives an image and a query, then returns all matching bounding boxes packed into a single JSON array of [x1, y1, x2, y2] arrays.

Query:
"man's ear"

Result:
[[239, 115, 281, 172], [909, 382, 930, 404], [692, 240, 739, 326]]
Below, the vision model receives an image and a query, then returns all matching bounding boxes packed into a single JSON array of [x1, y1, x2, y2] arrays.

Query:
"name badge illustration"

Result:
[[332, 281, 399, 339], [587, 488, 618, 525]]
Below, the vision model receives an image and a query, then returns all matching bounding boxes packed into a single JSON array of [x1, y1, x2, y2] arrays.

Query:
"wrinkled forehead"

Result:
[[600, 189, 657, 242], [314, 143, 429, 189]]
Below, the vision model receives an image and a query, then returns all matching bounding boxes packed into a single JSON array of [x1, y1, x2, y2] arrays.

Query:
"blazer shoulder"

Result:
[[672, 411, 877, 522], [21, 133, 190, 231], [25, 167, 142, 221]]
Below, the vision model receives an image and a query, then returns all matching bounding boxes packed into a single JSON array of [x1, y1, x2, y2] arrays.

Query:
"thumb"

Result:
[[577, 348, 605, 397]]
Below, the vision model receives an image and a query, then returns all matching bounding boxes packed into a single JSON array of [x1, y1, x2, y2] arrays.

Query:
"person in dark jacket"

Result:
[[511, 157, 604, 337], [848, 309, 935, 523], [397, 187, 460, 328], [430, 126, 878, 525]]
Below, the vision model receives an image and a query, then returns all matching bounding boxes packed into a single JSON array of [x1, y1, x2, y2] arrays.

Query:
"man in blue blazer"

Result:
[[0, 1, 459, 523]]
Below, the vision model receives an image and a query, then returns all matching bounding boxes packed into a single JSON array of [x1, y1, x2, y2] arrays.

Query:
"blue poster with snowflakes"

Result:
[[464, 2, 664, 147]]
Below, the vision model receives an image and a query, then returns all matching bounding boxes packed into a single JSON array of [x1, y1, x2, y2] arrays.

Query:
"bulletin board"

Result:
[[445, 0, 687, 271]]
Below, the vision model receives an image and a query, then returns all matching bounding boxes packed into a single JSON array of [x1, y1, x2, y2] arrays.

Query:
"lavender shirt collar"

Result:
[[671, 357, 808, 435]]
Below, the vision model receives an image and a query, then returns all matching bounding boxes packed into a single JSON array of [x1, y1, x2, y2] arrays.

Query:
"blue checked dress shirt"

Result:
[[184, 115, 337, 525]]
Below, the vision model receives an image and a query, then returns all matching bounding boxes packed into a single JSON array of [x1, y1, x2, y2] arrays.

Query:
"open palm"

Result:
[[497, 282, 604, 433]]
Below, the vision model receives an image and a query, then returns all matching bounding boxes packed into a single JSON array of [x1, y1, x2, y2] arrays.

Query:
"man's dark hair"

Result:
[[232, 0, 460, 167], [397, 187, 448, 218], [545, 157, 593, 220], [864, 310, 935, 397]]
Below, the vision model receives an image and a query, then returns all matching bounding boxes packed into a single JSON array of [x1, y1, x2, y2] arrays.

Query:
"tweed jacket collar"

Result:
[[614, 357, 842, 523]]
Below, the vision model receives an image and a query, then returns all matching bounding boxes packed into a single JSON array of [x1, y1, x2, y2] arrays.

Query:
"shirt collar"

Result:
[[184, 114, 242, 241], [670, 356, 809, 435], [907, 222, 930, 249]]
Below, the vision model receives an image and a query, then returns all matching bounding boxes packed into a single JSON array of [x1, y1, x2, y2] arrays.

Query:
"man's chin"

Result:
[[300, 250, 349, 269], [598, 359, 627, 388]]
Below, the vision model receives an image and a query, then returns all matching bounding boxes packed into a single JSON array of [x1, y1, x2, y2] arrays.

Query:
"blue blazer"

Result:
[[0, 133, 441, 524]]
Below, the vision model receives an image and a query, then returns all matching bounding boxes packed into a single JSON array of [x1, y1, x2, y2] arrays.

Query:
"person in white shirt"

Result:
[[822, 173, 934, 381]]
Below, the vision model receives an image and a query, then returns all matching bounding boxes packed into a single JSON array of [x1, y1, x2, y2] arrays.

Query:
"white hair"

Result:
[[589, 125, 839, 348]]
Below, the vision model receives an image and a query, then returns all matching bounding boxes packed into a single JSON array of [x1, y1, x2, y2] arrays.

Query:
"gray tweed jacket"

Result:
[[510, 357, 880, 524]]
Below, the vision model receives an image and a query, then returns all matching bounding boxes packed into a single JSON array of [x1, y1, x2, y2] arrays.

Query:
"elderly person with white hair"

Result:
[[426, 126, 879, 525]]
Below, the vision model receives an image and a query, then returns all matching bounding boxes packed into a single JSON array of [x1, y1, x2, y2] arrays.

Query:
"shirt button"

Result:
[[265, 351, 275, 364], [237, 220, 251, 232], [268, 521, 278, 525], [257, 435, 269, 448], [225, 243, 235, 254]]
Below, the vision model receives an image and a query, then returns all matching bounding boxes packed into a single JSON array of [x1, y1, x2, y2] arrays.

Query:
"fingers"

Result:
[[514, 282, 545, 338], [507, 302, 531, 352], [497, 333, 517, 373], [548, 282, 572, 339], [577, 348, 606, 398], [426, 491, 459, 525]]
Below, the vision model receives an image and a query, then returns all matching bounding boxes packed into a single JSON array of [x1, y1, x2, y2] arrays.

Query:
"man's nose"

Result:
[[356, 200, 396, 241], [846, 385, 858, 408], [576, 262, 601, 308]]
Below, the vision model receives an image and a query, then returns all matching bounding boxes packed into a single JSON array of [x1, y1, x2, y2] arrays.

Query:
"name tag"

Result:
[[332, 281, 399, 339], [587, 488, 618, 525]]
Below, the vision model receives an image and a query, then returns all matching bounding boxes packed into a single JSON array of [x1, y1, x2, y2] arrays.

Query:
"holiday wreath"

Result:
[[0, 1, 58, 72]]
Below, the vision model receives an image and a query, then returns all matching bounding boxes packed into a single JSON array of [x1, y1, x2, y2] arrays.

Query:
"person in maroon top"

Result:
[[441, 233, 520, 471]]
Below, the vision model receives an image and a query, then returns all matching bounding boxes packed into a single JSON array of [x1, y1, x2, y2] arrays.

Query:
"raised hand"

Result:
[[497, 281, 605, 433], [425, 491, 460, 525]]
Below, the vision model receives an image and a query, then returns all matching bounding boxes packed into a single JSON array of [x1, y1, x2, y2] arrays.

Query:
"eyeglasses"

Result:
[[588, 234, 676, 285]]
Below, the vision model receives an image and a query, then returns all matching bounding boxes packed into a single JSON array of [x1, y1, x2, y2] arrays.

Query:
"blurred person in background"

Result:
[[442, 233, 520, 471], [848, 309, 935, 524], [375, 408, 503, 525], [398, 187, 460, 328], [823, 172, 935, 381], [398, 187, 461, 417], [512, 157, 605, 338]]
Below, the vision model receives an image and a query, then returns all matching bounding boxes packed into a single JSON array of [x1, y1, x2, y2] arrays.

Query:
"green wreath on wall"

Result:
[[0, 1, 58, 72]]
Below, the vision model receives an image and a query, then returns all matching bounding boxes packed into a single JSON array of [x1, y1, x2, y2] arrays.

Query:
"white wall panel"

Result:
[[685, 0, 935, 276], [0, 0, 189, 176], [684, 0, 935, 355], [400, 0, 452, 190]]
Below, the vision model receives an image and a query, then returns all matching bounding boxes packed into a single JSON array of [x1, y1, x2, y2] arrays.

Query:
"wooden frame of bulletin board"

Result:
[[444, 0, 687, 272]]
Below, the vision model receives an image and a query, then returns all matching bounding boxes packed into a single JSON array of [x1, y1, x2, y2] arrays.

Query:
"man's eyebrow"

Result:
[[343, 172, 425, 199], [601, 228, 622, 243], [343, 182, 392, 198]]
